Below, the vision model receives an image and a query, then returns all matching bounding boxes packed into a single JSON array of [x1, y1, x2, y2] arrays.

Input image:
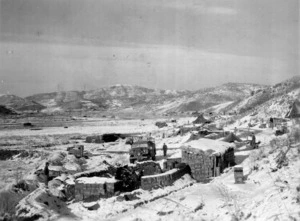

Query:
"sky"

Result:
[[0, 0, 299, 96]]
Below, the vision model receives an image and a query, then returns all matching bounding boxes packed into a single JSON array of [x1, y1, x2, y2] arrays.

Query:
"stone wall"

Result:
[[181, 147, 235, 182], [141, 165, 190, 190], [75, 177, 122, 201]]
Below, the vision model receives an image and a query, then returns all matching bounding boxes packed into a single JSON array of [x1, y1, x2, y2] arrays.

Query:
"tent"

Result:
[[221, 132, 242, 143], [193, 114, 211, 124], [285, 99, 300, 119]]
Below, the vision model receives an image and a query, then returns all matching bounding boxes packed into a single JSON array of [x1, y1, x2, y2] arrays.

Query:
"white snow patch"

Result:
[[182, 138, 235, 154]]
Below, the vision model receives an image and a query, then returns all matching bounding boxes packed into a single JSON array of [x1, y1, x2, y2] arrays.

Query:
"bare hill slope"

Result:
[[0, 94, 45, 112]]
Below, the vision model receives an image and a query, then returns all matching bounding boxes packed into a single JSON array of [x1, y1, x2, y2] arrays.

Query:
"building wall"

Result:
[[181, 147, 235, 182], [181, 149, 214, 182], [74, 179, 121, 201], [141, 165, 190, 190]]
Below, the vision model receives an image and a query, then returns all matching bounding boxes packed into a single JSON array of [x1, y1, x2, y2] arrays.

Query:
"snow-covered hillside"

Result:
[[1, 76, 299, 116], [25, 83, 266, 114], [224, 76, 300, 118]]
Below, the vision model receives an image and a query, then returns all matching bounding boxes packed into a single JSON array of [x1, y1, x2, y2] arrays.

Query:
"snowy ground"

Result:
[[1, 116, 299, 221], [63, 126, 300, 221]]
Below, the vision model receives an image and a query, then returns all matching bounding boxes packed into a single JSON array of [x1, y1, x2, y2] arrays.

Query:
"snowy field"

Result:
[[0, 116, 299, 221]]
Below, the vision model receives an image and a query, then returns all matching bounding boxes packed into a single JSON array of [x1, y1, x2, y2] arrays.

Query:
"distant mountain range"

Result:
[[0, 76, 299, 118], [24, 83, 263, 114]]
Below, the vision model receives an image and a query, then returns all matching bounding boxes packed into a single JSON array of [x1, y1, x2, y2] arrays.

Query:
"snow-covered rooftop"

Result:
[[49, 166, 64, 171], [76, 177, 117, 184], [181, 138, 235, 155], [142, 169, 178, 179]]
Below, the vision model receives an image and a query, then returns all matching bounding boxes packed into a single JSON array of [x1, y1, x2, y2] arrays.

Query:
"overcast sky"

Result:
[[0, 0, 299, 96]]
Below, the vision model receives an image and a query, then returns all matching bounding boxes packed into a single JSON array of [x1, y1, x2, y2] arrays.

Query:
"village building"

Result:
[[181, 139, 235, 182]]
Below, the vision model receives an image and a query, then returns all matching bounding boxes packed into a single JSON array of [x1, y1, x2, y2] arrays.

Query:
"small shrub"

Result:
[[215, 183, 243, 219]]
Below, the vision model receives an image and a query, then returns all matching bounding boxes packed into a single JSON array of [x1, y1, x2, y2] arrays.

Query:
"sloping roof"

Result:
[[221, 132, 242, 143], [181, 138, 235, 155], [285, 100, 300, 118], [193, 114, 211, 124]]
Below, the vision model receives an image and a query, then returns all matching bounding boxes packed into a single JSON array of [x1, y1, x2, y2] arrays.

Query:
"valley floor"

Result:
[[0, 116, 299, 221]]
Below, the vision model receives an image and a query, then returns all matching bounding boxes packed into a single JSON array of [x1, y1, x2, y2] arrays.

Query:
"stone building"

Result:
[[181, 139, 235, 182]]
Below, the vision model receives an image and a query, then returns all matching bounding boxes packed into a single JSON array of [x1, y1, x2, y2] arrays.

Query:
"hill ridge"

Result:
[[0, 76, 299, 116]]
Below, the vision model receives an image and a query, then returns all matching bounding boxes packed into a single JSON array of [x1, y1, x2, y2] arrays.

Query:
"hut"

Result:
[[181, 139, 235, 182]]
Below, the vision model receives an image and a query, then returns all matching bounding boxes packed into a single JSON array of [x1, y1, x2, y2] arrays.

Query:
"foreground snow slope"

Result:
[[62, 127, 300, 221]]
